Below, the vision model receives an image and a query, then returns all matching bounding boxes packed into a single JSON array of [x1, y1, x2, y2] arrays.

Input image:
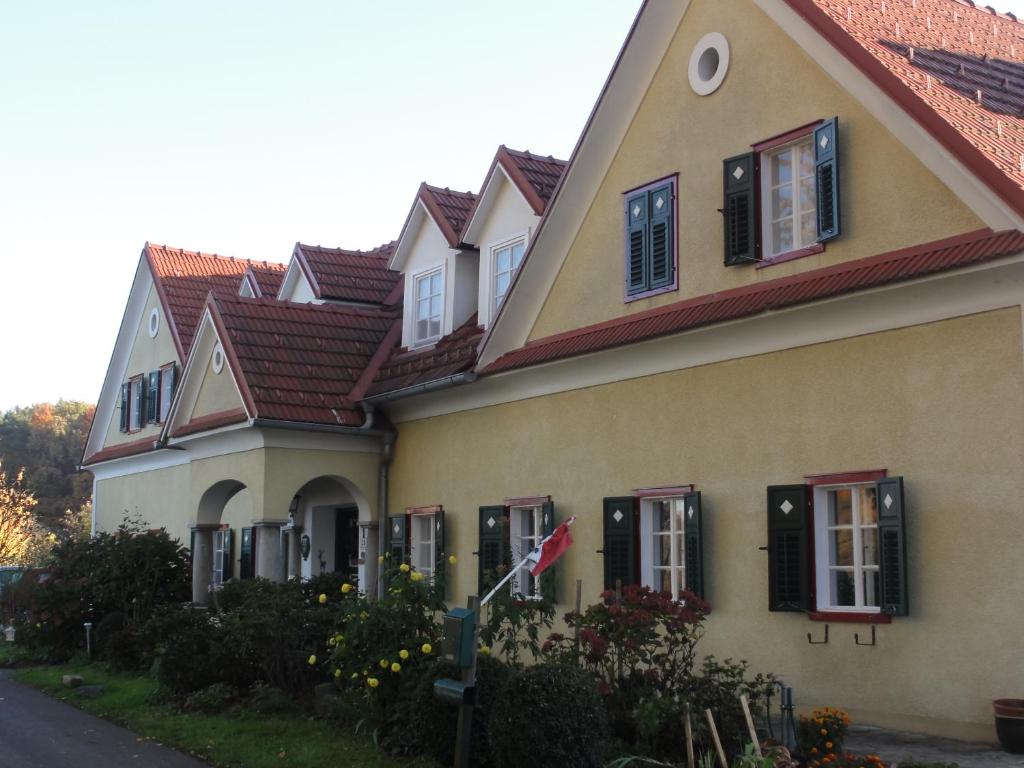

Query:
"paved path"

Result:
[[844, 725, 1023, 767], [0, 670, 205, 768]]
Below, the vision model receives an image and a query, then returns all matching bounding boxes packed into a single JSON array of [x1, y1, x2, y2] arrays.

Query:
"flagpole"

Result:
[[480, 516, 576, 606]]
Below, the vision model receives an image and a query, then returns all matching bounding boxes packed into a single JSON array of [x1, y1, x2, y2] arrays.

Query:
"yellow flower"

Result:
[[826, 742, 833, 749], [334, 669, 342, 678], [351, 672, 358, 679], [421, 643, 432, 654], [811, 748, 819, 755], [391, 662, 401, 673], [399, 563, 410, 573], [820, 729, 828, 736], [479, 645, 490, 656], [367, 677, 379, 688], [379, 658, 389, 669], [410, 571, 424, 582], [377, 555, 385, 564], [328, 637, 336, 647], [359, 611, 368, 620], [308, 654, 317, 666], [318, 593, 327, 604], [449, 554, 457, 565], [341, 583, 353, 594], [399, 649, 409, 660]]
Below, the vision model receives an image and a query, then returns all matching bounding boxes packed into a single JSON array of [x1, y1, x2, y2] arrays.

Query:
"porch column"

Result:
[[255, 523, 285, 582], [285, 528, 302, 580], [191, 527, 215, 604]]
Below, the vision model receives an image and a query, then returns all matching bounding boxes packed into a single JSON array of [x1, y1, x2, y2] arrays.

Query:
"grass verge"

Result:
[[16, 662, 436, 768]]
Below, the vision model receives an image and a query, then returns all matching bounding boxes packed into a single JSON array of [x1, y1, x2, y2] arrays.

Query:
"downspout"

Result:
[[364, 402, 396, 602]]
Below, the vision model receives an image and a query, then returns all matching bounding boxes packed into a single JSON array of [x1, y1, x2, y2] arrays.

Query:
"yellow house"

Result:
[[85, 0, 1024, 743]]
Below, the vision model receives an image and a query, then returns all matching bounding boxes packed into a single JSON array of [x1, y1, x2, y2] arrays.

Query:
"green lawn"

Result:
[[16, 662, 437, 768]]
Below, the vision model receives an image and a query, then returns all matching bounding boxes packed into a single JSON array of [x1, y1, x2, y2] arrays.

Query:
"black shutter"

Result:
[[478, 505, 508, 595], [434, 510, 446, 593], [767, 485, 810, 612], [240, 527, 254, 579], [539, 501, 557, 602], [388, 515, 408, 563], [682, 491, 705, 599], [876, 476, 908, 616], [147, 371, 160, 424], [814, 117, 841, 242], [626, 191, 649, 294], [602, 497, 637, 590], [723, 152, 758, 265], [221, 528, 233, 583], [648, 184, 674, 290], [120, 383, 130, 432]]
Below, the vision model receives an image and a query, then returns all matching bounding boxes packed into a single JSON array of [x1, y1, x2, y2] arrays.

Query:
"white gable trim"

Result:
[[276, 257, 316, 302], [389, 199, 449, 272], [240, 273, 259, 298], [462, 165, 528, 245]]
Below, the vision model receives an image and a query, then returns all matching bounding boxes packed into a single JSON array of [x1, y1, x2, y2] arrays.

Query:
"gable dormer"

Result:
[[461, 146, 567, 328], [240, 262, 286, 299], [389, 184, 478, 349], [278, 242, 401, 307]]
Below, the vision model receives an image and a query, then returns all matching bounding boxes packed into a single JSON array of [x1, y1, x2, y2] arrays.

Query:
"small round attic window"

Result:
[[148, 307, 160, 338], [212, 343, 225, 374], [688, 32, 730, 96]]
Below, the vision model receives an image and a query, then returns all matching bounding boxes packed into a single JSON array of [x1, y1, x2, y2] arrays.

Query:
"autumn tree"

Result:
[[0, 463, 38, 565]]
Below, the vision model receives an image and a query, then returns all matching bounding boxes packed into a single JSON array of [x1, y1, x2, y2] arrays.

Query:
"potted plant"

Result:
[[993, 699, 1024, 754]]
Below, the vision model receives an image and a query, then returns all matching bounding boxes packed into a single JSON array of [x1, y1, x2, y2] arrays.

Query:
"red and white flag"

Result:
[[526, 516, 576, 576]]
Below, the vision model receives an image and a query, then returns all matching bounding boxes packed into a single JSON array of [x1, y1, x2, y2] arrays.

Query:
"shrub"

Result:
[[182, 682, 240, 714], [247, 682, 295, 715], [479, 587, 555, 666], [151, 606, 232, 695], [798, 707, 850, 758]]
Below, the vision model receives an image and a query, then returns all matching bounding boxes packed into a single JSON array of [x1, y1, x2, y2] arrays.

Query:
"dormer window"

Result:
[[414, 267, 444, 345], [492, 237, 525, 313]]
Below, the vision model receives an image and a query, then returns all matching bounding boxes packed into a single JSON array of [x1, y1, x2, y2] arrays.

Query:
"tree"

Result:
[[0, 463, 38, 565]]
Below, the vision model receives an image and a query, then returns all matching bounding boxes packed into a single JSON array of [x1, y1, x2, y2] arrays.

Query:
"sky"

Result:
[[3, 0, 1024, 412], [0, 1, 642, 411]]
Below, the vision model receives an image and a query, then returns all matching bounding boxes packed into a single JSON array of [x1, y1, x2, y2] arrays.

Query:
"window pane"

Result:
[[799, 141, 815, 177], [656, 569, 672, 593], [430, 295, 442, 318], [830, 569, 856, 606], [799, 177, 815, 211], [830, 529, 853, 567], [495, 272, 510, 299], [429, 318, 441, 338], [771, 150, 792, 185], [859, 487, 878, 524], [497, 248, 511, 272], [771, 220, 793, 253], [511, 242, 525, 267], [863, 569, 880, 607], [417, 319, 429, 339], [657, 535, 672, 567], [800, 212, 817, 248], [771, 185, 793, 219], [417, 298, 429, 320], [829, 489, 853, 526], [430, 273, 442, 294], [657, 501, 671, 532], [862, 527, 878, 566]]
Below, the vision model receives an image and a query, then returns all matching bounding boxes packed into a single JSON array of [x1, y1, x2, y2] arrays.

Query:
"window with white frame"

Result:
[[761, 135, 817, 259], [212, 529, 227, 587], [409, 514, 435, 579], [640, 497, 686, 601], [813, 484, 880, 611], [414, 268, 444, 344], [492, 238, 525, 313], [129, 376, 144, 431], [509, 505, 543, 598]]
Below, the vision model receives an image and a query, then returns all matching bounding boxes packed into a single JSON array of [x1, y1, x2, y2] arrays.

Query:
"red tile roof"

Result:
[[145, 243, 272, 357], [243, 262, 287, 298], [481, 228, 1024, 375], [498, 146, 568, 215], [420, 184, 478, 247], [365, 314, 484, 397], [789, 0, 1024, 211], [82, 436, 157, 466], [294, 241, 403, 304], [210, 295, 398, 427], [169, 408, 248, 438]]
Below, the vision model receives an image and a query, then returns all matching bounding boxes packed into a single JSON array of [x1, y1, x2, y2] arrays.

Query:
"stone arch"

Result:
[[196, 479, 246, 526], [192, 479, 247, 603]]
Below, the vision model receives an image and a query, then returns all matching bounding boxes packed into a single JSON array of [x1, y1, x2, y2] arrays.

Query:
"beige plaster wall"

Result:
[[529, 0, 984, 341], [191, 351, 244, 419], [388, 308, 1024, 741], [94, 463, 190, 543], [262, 447, 380, 524], [103, 283, 180, 447]]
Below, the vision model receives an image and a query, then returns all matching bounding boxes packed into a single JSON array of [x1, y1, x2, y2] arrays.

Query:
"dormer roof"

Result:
[[292, 241, 403, 305], [241, 262, 287, 298], [389, 183, 478, 270]]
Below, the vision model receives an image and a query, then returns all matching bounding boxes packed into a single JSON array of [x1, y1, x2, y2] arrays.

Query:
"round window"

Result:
[[212, 344, 225, 374], [148, 307, 160, 338], [688, 32, 730, 96]]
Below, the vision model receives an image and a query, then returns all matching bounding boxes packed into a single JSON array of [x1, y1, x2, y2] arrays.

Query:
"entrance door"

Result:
[[335, 506, 359, 579]]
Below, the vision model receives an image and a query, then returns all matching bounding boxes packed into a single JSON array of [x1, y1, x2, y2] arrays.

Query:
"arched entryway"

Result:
[[192, 479, 248, 604]]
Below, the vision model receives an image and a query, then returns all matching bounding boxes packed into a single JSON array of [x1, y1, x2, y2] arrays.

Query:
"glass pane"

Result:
[[799, 177, 816, 211], [429, 318, 441, 338], [495, 272, 510, 298], [862, 527, 878, 566], [430, 273, 442, 294], [800, 212, 816, 248], [656, 501, 671, 531], [829, 489, 852, 526], [417, 319, 429, 339], [771, 150, 792, 185], [772, 220, 793, 253], [771, 184, 793, 219], [496, 248, 511, 272], [417, 298, 429, 320], [522, 509, 535, 537], [859, 487, 878, 524], [430, 295, 442, 317], [863, 569, 880, 607], [658, 535, 672, 567], [676, 534, 685, 569], [830, 529, 853, 567], [830, 569, 856, 606], [511, 242, 525, 267], [799, 141, 815, 178], [656, 569, 672, 592]]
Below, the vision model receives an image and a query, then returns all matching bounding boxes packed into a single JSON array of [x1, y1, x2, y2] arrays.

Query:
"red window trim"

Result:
[[406, 504, 443, 516], [751, 119, 822, 152], [808, 610, 892, 624], [632, 485, 694, 499], [805, 469, 887, 486], [504, 495, 550, 508], [756, 243, 824, 270]]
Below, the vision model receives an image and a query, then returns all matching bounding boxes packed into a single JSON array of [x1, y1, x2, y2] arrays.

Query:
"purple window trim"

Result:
[[622, 173, 680, 303]]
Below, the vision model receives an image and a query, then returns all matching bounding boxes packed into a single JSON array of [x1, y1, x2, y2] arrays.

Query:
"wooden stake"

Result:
[[684, 704, 695, 768], [704, 708, 728, 768], [739, 693, 762, 757]]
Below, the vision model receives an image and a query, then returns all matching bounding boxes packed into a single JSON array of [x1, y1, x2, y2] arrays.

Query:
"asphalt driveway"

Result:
[[0, 670, 204, 768]]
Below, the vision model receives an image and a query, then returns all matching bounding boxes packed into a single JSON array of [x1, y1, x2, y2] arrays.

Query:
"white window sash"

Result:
[[814, 484, 880, 612]]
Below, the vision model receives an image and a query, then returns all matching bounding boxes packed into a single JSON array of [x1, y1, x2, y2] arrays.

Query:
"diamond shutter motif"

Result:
[[682, 491, 705, 599], [539, 501, 557, 602], [814, 117, 841, 242], [648, 184, 674, 290], [388, 515, 408, 564], [602, 497, 637, 590], [766, 485, 810, 612], [221, 528, 233, 584], [876, 476, 908, 616], [240, 527, 254, 580], [434, 509, 446, 596], [626, 192, 649, 294], [120, 383, 130, 432], [723, 152, 758, 265], [147, 371, 160, 424], [477, 505, 508, 595]]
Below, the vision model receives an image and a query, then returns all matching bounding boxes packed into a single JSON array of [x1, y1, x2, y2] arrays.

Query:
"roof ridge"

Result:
[[219, 293, 399, 319]]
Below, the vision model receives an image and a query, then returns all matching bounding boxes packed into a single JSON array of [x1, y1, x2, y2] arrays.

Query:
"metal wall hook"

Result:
[[807, 624, 829, 644], [854, 625, 877, 646]]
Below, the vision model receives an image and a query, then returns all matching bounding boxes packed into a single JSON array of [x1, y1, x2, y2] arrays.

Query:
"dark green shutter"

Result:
[[724, 152, 758, 265], [539, 501, 557, 602], [433, 510, 446, 594], [602, 497, 637, 590], [648, 184, 674, 290], [814, 117, 841, 242], [388, 515, 408, 563], [120, 383, 130, 432], [477, 505, 508, 594], [767, 485, 810, 612], [626, 192, 649, 294], [147, 371, 160, 424], [240, 527, 254, 579], [682, 491, 705, 599], [876, 476, 908, 616], [221, 528, 233, 583]]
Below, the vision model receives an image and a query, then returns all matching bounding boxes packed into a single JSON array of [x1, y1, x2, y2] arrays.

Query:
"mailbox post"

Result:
[[434, 596, 480, 768]]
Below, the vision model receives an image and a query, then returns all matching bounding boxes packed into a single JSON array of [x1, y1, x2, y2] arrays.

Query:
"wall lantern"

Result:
[[300, 534, 311, 561], [288, 495, 302, 525]]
